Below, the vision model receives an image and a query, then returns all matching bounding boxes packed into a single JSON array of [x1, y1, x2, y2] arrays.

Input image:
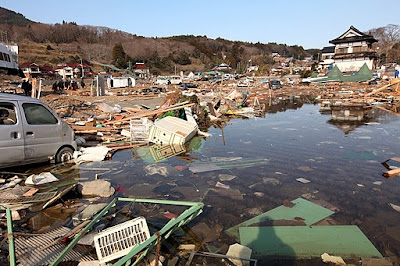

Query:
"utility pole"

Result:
[[80, 57, 84, 78]]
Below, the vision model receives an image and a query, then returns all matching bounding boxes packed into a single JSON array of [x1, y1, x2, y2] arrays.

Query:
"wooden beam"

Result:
[[71, 125, 119, 132], [365, 80, 400, 97], [104, 103, 195, 125], [383, 167, 400, 178]]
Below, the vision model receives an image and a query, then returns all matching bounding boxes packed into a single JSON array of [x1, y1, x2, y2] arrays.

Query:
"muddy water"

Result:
[[20, 103, 400, 262]]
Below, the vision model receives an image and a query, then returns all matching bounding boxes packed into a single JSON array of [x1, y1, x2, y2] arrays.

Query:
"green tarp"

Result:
[[239, 226, 382, 259], [225, 198, 334, 240], [341, 63, 373, 82], [308, 63, 373, 83], [327, 65, 344, 80]]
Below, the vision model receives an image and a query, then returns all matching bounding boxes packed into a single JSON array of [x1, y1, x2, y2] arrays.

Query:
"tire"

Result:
[[55, 147, 74, 163]]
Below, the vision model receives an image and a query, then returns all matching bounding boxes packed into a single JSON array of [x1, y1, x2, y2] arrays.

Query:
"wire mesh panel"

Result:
[[93, 217, 150, 263]]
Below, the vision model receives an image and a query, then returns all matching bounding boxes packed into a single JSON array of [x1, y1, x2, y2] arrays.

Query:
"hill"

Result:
[[0, 7, 34, 27], [0, 6, 316, 74]]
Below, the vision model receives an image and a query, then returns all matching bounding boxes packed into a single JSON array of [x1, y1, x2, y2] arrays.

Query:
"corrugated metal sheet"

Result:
[[0, 191, 57, 204], [14, 226, 96, 265]]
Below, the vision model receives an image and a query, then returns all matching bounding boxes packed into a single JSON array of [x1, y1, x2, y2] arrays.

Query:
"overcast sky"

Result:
[[2, 0, 398, 49]]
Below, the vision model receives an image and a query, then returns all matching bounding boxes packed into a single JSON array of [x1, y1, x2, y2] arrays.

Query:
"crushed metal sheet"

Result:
[[239, 226, 382, 259], [0, 191, 57, 204], [14, 226, 95, 265]]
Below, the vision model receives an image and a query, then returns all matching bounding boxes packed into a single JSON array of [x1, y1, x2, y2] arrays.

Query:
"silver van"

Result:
[[0, 93, 77, 168]]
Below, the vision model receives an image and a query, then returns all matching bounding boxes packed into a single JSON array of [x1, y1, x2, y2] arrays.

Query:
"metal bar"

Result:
[[6, 208, 16, 266], [189, 251, 258, 265], [50, 198, 118, 266], [112, 201, 203, 266], [118, 197, 203, 207]]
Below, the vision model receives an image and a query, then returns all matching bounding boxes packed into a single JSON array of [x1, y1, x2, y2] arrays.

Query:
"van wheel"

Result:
[[55, 147, 74, 163]]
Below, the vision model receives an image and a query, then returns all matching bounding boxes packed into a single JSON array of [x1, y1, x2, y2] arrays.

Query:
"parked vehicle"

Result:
[[107, 76, 135, 88], [0, 93, 77, 168], [169, 76, 182, 85], [269, 79, 282, 90], [155, 76, 170, 86], [180, 82, 197, 89]]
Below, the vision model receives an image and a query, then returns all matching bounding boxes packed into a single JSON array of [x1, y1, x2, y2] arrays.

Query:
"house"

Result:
[[55, 64, 74, 79], [39, 65, 54, 77], [318, 46, 335, 71], [329, 26, 378, 72], [55, 63, 92, 78], [132, 63, 150, 79], [20, 62, 41, 78]]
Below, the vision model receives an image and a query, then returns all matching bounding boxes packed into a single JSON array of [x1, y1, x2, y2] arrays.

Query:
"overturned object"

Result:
[[148, 116, 198, 145], [94, 217, 150, 263]]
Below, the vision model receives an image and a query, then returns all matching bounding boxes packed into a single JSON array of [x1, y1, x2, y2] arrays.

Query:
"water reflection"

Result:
[[136, 136, 204, 163], [327, 105, 393, 134]]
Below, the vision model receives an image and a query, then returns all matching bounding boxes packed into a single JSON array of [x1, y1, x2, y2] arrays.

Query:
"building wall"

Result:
[[335, 41, 371, 54], [334, 58, 374, 72]]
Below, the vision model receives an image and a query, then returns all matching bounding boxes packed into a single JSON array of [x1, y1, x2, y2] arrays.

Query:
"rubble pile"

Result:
[[0, 72, 399, 265]]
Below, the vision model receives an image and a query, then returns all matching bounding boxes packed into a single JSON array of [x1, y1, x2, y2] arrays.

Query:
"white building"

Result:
[[329, 26, 378, 72], [318, 46, 335, 70]]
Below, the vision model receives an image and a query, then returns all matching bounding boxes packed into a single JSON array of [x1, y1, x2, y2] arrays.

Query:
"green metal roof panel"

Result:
[[225, 198, 334, 240], [239, 226, 382, 259]]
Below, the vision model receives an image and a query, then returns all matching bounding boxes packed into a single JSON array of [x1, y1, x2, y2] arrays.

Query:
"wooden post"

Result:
[[37, 78, 42, 99], [31, 78, 37, 98]]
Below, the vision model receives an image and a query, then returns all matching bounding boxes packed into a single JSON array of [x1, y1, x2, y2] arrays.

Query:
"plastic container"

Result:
[[94, 217, 150, 263]]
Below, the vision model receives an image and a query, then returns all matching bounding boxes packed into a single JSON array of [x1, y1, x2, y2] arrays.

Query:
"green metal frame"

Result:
[[6, 208, 16, 266], [46, 198, 203, 266]]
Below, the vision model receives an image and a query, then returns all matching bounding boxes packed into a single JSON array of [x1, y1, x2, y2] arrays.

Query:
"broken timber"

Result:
[[365, 80, 400, 97], [104, 103, 195, 125]]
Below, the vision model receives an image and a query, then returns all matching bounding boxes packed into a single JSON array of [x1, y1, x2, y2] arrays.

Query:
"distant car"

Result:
[[180, 83, 197, 89], [169, 75, 182, 85], [269, 80, 282, 90], [155, 76, 170, 86]]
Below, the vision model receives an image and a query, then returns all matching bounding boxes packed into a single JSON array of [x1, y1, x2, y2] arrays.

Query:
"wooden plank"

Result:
[[383, 167, 400, 178], [107, 142, 148, 150], [390, 157, 400, 163], [365, 80, 400, 97], [104, 103, 195, 125], [375, 106, 400, 116], [71, 125, 119, 132]]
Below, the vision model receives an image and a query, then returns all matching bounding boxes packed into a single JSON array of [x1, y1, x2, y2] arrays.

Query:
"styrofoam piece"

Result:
[[94, 217, 150, 263], [148, 116, 198, 145], [25, 172, 58, 185]]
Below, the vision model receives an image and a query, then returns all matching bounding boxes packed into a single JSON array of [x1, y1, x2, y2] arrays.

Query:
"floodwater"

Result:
[[18, 102, 400, 264]]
